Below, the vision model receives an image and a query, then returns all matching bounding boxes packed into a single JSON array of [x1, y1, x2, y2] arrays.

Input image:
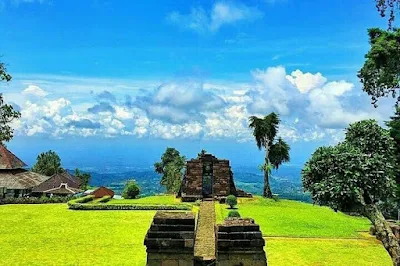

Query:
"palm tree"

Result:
[[249, 112, 290, 198]]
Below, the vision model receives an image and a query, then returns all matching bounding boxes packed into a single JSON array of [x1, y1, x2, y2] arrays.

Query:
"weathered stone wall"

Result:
[[216, 218, 267, 266], [183, 160, 203, 198], [181, 154, 237, 200], [144, 211, 195, 266], [213, 160, 231, 197]]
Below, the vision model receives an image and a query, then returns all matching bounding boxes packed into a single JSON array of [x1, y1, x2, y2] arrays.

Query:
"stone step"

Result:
[[150, 224, 195, 232], [217, 231, 263, 240], [146, 231, 195, 239]]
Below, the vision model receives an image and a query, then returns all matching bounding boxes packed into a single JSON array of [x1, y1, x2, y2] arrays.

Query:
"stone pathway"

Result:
[[194, 200, 216, 264]]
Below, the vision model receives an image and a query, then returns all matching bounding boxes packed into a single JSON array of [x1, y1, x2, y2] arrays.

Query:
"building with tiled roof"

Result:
[[32, 171, 82, 196], [0, 145, 50, 198]]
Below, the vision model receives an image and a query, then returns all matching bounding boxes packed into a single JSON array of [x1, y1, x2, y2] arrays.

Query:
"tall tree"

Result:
[[302, 120, 400, 265], [32, 150, 63, 176], [249, 113, 290, 198], [0, 61, 21, 143], [74, 169, 91, 190], [386, 107, 400, 197], [154, 147, 186, 194], [358, 28, 400, 106]]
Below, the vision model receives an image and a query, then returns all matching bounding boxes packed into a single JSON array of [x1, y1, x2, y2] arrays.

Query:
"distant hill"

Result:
[[74, 164, 311, 202]]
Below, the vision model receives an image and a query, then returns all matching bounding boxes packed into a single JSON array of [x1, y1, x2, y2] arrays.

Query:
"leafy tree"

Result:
[[249, 113, 290, 198], [32, 150, 63, 176], [154, 147, 186, 194], [122, 180, 140, 199], [226, 194, 237, 209], [386, 107, 400, 206], [302, 120, 399, 265], [375, 0, 400, 29], [358, 28, 400, 106], [74, 169, 91, 190], [197, 149, 207, 157], [0, 61, 21, 143]]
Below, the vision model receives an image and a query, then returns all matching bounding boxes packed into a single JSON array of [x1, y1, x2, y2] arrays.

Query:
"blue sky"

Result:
[[0, 0, 397, 169]]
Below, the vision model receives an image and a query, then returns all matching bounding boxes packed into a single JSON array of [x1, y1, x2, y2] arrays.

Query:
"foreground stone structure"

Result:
[[144, 211, 195, 266], [180, 153, 251, 202], [144, 209, 268, 266], [216, 218, 267, 266]]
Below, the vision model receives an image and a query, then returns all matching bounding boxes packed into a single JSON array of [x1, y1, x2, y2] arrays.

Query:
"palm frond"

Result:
[[269, 137, 290, 169]]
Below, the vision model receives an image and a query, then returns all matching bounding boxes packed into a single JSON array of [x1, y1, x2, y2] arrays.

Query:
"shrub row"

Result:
[[0, 196, 71, 205], [97, 196, 112, 203], [68, 203, 192, 211], [68, 195, 94, 205]]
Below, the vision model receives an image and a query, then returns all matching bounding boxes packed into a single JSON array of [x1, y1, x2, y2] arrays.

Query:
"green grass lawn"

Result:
[[107, 195, 179, 205], [216, 197, 371, 238], [0, 203, 155, 266], [0, 196, 392, 266]]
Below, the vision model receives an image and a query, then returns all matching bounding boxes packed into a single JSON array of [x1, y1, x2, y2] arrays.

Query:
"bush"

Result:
[[122, 180, 140, 199], [226, 194, 237, 209], [228, 210, 241, 218], [97, 196, 112, 203], [68, 203, 192, 211], [194, 200, 201, 206], [68, 195, 94, 206], [0, 196, 71, 204]]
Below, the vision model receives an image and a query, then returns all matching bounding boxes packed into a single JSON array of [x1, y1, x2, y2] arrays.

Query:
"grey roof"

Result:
[[0, 169, 50, 190]]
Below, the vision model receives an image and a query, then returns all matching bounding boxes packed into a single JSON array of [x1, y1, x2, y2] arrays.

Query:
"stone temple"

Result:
[[179, 153, 251, 202]]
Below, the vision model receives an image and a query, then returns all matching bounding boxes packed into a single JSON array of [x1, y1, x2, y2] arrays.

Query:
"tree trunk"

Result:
[[364, 204, 400, 266], [263, 146, 273, 198]]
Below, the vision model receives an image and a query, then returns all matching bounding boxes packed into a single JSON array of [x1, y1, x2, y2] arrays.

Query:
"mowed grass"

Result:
[[0, 204, 156, 266], [216, 197, 371, 238], [216, 197, 392, 266], [0, 196, 392, 266], [107, 195, 180, 205], [267, 238, 391, 266]]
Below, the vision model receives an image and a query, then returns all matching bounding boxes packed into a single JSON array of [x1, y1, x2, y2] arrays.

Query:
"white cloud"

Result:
[[22, 85, 48, 97], [286, 70, 327, 93], [167, 1, 263, 34], [7, 68, 392, 144]]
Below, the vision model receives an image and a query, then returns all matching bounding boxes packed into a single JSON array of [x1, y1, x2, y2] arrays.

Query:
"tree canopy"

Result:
[[358, 28, 400, 106], [376, 0, 400, 29], [122, 180, 140, 199], [154, 147, 186, 194], [0, 61, 21, 143], [74, 168, 91, 190], [32, 150, 63, 176], [302, 120, 399, 264]]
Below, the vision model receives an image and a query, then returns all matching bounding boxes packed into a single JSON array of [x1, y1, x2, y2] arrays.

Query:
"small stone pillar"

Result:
[[144, 211, 195, 266], [216, 218, 267, 266]]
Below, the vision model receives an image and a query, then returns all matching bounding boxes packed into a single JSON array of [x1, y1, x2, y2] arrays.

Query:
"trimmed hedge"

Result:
[[97, 196, 112, 203], [0, 196, 71, 205], [68, 203, 192, 211], [68, 195, 94, 205]]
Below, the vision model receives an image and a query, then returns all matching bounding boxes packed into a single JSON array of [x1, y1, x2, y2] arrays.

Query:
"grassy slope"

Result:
[[0, 204, 154, 266], [216, 197, 392, 265], [216, 197, 370, 238], [0, 196, 392, 266]]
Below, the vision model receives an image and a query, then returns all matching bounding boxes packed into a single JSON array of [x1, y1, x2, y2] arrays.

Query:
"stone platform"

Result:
[[144, 211, 195, 266], [144, 204, 267, 266]]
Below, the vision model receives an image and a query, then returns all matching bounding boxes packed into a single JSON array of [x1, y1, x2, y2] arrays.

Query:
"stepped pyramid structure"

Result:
[[179, 153, 251, 202]]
